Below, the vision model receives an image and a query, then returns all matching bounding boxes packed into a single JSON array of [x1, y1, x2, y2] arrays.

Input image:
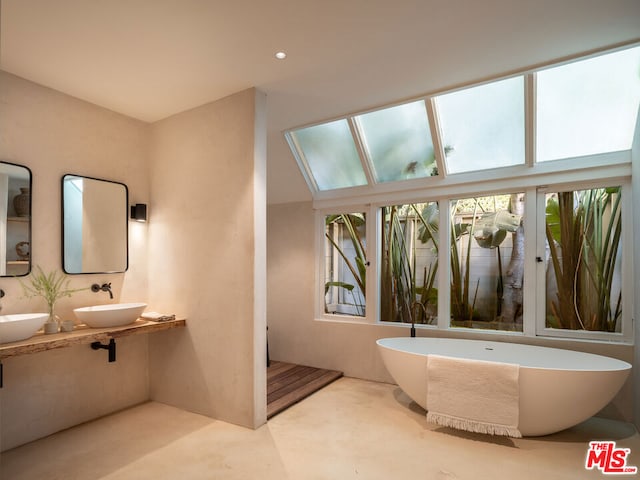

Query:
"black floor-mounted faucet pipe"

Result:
[[91, 338, 116, 362]]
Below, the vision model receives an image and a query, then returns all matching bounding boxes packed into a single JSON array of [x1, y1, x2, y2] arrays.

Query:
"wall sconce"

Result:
[[130, 203, 147, 222]]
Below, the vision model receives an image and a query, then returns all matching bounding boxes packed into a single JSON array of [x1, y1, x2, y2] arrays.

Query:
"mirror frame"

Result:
[[0, 160, 33, 277], [61, 173, 129, 274]]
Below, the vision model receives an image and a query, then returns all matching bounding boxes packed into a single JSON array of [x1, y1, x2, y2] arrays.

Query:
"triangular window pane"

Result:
[[356, 101, 437, 182], [290, 120, 367, 191], [435, 76, 525, 174], [536, 46, 640, 162]]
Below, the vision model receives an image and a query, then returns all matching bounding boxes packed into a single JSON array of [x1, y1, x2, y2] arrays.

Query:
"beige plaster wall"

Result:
[[267, 201, 636, 424], [0, 71, 150, 451], [147, 88, 267, 428], [632, 112, 640, 428]]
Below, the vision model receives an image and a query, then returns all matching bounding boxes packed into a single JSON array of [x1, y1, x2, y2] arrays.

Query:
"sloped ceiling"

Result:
[[1, 0, 639, 204]]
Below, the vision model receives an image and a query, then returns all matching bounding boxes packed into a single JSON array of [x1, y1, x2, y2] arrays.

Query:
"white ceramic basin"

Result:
[[0, 313, 49, 344], [74, 303, 147, 328]]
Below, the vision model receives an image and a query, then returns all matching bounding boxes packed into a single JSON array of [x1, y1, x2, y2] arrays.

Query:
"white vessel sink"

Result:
[[0, 313, 49, 344], [74, 303, 147, 328]]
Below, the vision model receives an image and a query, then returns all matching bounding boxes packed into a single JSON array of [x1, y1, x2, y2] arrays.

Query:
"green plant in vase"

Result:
[[19, 266, 88, 334]]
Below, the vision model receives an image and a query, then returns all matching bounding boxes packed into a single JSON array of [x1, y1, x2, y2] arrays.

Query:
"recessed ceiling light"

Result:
[[275, 51, 287, 60]]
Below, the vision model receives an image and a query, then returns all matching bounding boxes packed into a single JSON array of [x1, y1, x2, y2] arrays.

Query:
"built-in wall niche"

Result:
[[62, 174, 128, 274], [0, 161, 32, 277]]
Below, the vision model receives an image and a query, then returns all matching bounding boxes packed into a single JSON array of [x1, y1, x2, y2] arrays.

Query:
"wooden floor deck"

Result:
[[267, 361, 343, 419]]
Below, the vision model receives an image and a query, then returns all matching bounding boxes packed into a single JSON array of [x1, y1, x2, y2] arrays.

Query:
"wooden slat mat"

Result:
[[267, 361, 343, 419]]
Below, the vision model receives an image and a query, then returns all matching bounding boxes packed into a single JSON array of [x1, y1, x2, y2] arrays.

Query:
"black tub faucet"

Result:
[[409, 301, 427, 338], [91, 282, 113, 299]]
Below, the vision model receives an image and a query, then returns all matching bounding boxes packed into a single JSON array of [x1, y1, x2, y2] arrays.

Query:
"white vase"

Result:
[[43, 321, 59, 334], [60, 320, 74, 332]]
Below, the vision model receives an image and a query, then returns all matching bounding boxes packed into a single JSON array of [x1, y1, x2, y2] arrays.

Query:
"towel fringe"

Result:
[[427, 412, 522, 438]]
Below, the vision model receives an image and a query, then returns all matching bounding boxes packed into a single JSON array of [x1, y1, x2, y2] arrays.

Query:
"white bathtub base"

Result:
[[376, 337, 631, 437]]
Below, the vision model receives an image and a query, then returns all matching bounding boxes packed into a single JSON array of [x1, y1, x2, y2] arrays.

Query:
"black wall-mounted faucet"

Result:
[[91, 282, 113, 299]]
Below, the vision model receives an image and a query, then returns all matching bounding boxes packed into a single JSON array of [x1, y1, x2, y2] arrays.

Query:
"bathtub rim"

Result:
[[375, 336, 632, 372]]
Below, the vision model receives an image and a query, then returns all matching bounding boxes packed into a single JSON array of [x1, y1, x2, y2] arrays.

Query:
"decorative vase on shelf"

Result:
[[43, 307, 59, 334], [13, 187, 30, 217], [60, 319, 74, 333], [43, 321, 59, 334]]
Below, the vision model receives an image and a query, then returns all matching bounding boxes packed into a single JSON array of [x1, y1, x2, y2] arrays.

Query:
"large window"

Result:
[[303, 45, 637, 343], [379, 203, 438, 325], [287, 45, 638, 194], [356, 101, 437, 182], [289, 120, 367, 191], [435, 77, 525, 174], [324, 212, 367, 317], [544, 187, 622, 333], [316, 180, 631, 342], [450, 194, 524, 332], [536, 47, 640, 162]]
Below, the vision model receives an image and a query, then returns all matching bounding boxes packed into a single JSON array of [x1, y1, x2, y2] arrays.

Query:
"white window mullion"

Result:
[[620, 184, 633, 339], [285, 132, 320, 193], [348, 118, 377, 186], [526, 73, 536, 167], [315, 210, 328, 319], [367, 203, 378, 324], [437, 198, 451, 329], [426, 98, 447, 178], [523, 187, 538, 336], [534, 187, 548, 336]]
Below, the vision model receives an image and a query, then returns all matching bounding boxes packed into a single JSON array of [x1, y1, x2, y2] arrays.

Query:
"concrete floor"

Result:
[[1, 377, 639, 479]]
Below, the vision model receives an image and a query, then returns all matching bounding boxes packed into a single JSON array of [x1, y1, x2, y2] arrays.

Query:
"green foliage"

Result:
[[325, 213, 366, 295], [450, 199, 479, 322], [324, 214, 367, 315], [545, 187, 622, 332], [19, 266, 88, 319], [380, 204, 438, 324], [325, 195, 522, 326]]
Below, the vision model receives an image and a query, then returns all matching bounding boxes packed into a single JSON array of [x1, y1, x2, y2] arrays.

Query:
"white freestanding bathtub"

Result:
[[376, 337, 631, 436]]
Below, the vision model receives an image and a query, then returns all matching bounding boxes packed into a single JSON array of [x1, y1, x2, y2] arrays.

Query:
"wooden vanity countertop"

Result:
[[0, 318, 186, 359]]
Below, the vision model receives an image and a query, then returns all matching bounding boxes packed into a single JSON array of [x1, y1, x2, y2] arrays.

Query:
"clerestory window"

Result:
[[298, 45, 638, 343]]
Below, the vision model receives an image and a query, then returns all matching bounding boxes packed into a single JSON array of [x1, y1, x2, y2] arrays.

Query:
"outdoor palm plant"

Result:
[[325, 196, 523, 327], [324, 213, 367, 315], [380, 203, 438, 324], [545, 187, 622, 332]]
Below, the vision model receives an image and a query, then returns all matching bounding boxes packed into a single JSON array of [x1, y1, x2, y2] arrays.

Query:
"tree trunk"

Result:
[[502, 193, 525, 325]]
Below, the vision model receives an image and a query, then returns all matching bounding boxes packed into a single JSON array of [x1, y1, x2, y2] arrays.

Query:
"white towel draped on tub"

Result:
[[426, 354, 522, 438]]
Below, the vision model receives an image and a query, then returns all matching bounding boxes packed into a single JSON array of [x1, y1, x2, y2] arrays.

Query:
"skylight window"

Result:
[[289, 120, 367, 191], [536, 46, 640, 162], [286, 45, 639, 196], [434, 76, 525, 174], [355, 100, 437, 182]]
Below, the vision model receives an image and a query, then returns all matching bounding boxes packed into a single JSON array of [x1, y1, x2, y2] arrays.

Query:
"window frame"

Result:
[[313, 167, 633, 344], [289, 43, 638, 203], [305, 42, 638, 344], [315, 205, 374, 325], [534, 179, 633, 342]]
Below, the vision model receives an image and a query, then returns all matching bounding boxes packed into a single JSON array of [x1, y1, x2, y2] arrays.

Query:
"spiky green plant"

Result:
[[324, 214, 367, 315], [19, 266, 88, 322], [449, 199, 479, 322], [380, 203, 438, 324], [545, 187, 622, 331]]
